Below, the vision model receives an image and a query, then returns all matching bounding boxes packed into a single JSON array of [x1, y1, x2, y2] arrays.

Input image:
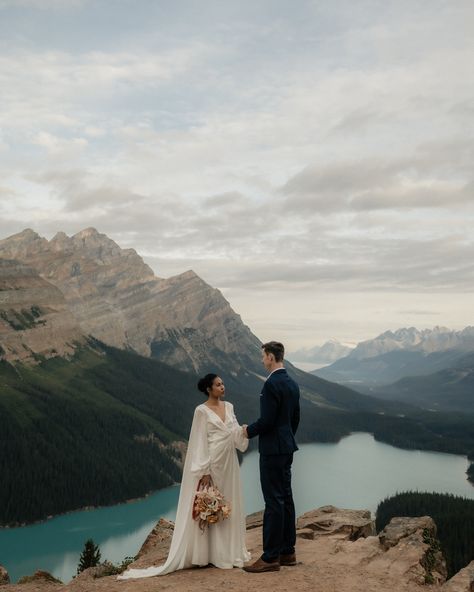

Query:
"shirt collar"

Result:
[[267, 366, 285, 378]]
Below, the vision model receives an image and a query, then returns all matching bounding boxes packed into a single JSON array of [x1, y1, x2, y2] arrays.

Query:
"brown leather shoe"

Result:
[[242, 557, 280, 573], [279, 553, 297, 566]]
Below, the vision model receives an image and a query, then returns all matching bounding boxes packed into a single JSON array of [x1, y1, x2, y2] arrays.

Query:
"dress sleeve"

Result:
[[229, 403, 249, 453], [189, 407, 211, 478]]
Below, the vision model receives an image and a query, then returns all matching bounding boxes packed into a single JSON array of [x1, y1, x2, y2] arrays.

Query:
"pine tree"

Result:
[[77, 538, 101, 574]]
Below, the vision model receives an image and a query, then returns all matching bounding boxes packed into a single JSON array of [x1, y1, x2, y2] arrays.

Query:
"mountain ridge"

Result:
[[0, 228, 261, 372]]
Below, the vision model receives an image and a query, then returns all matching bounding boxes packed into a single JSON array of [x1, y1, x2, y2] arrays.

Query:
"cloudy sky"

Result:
[[1, 0, 473, 350]]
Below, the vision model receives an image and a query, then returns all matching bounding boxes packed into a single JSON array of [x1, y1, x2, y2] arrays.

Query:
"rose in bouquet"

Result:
[[192, 480, 231, 531]]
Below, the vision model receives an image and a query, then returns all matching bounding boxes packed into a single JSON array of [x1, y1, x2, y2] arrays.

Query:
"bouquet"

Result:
[[192, 478, 231, 531]]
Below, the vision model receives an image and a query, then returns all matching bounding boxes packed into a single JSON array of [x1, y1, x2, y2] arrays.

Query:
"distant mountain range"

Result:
[[363, 352, 474, 413], [288, 339, 354, 367], [348, 326, 474, 360], [313, 327, 474, 387]]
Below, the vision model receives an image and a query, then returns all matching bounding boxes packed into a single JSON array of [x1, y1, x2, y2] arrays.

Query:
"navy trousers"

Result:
[[259, 453, 296, 562]]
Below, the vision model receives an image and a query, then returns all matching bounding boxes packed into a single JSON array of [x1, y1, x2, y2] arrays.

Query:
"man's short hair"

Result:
[[261, 341, 285, 362]]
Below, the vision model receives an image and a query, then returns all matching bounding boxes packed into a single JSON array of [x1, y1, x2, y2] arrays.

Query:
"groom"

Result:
[[242, 341, 300, 573]]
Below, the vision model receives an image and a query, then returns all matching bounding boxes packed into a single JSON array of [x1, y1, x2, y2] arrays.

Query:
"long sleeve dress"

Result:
[[118, 401, 250, 578]]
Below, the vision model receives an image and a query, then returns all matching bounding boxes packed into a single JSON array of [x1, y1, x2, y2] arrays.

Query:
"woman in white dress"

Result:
[[118, 373, 250, 579]]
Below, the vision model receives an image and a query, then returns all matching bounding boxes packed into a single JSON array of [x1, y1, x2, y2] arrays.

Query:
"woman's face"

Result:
[[209, 376, 225, 399]]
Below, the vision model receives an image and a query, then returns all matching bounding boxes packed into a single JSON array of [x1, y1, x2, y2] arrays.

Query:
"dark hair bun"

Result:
[[197, 373, 218, 395]]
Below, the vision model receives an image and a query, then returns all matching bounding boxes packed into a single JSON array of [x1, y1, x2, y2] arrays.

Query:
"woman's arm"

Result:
[[189, 407, 212, 479], [229, 403, 249, 452]]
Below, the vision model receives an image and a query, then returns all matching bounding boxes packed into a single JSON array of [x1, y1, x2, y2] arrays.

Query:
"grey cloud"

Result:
[[199, 232, 474, 294], [351, 181, 473, 211], [281, 140, 474, 214], [203, 191, 248, 209], [0, 0, 86, 7], [397, 310, 441, 316], [331, 107, 394, 134]]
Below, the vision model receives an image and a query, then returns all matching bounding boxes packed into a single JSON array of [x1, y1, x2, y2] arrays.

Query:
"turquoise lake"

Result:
[[1, 432, 473, 583]]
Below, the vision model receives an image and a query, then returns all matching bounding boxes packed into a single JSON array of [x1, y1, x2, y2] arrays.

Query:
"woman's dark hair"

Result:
[[197, 373, 218, 395]]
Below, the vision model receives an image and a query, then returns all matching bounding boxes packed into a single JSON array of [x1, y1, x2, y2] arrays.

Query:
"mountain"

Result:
[[288, 339, 354, 367], [313, 327, 474, 387], [348, 326, 474, 361], [366, 352, 474, 412], [0, 228, 261, 374], [0, 342, 199, 526], [314, 348, 470, 387], [2, 230, 474, 526], [0, 258, 86, 363]]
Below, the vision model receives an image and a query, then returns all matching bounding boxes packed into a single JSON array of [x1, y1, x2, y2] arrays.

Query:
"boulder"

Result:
[[379, 515, 435, 550], [296, 505, 375, 540], [17, 570, 62, 585], [0, 565, 9, 586], [119, 518, 175, 571], [136, 517, 175, 559], [377, 516, 447, 585], [296, 527, 314, 540], [246, 511, 264, 530], [442, 560, 474, 592]]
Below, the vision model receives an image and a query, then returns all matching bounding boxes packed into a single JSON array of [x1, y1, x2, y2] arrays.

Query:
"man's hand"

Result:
[[242, 424, 248, 438]]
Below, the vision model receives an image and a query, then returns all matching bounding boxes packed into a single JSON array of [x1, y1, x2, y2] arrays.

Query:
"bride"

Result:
[[118, 373, 251, 578]]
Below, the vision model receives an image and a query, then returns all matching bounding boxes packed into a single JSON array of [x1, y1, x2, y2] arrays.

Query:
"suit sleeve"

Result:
[[291, 399, 300, 435], [246, 380, 279, 439]]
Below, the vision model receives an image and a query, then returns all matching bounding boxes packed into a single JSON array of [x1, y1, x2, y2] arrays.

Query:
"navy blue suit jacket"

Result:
[[246, 368, 300, 455]]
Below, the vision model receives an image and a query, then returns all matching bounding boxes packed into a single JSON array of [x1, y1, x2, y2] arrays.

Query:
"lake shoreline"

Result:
[[3, 433, 474, 585], [3, 430, 474, 530], [0, 484, 180, 530]]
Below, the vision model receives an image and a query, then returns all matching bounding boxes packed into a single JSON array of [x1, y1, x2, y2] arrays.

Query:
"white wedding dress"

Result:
[[118, 401, 251, 578]]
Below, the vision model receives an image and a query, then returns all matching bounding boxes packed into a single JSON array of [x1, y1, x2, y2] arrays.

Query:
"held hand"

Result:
[[242, 424, 248, 438], [200, 474, 212, 488]]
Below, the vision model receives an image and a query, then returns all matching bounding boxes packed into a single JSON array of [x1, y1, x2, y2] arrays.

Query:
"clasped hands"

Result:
[[241, 424, 248, 438]]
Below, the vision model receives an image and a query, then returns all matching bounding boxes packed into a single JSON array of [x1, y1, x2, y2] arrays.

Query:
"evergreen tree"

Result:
[[77, 539, 101, 573]]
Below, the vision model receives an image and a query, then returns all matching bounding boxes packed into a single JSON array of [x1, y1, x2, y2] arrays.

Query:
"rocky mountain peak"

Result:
[[349, 326, 474, 361], [0, 228, 48, 259], [74, 227, 100, 238], [0, 228, 260, 372]]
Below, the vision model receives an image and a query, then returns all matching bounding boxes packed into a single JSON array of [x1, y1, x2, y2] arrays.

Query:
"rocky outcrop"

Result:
[[133, 518, 175, 568], [379, 515, 436, 550], [442, 560, 474, 591], [115, 506, 447, 591], [16, 571, 61, 585], [0, 229, 261, 372], [296, 505, 375, 540], [0, 258, 86, 363], [0, 566, 9, 586], [378, 516, 447, 585], [3, 506, 473, 592]]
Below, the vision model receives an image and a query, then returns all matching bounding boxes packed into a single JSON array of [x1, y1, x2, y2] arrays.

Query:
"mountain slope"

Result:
[[314, 348, 469, 387], [367, 352, 474, 412], [0, 342, 199, 526], [2, 339, 474, 526], [0, 258, 86, 363], [0, 228, 261, 374]]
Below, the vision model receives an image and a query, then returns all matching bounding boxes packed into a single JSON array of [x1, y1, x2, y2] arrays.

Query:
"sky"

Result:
[[0, 0, 473, 351]]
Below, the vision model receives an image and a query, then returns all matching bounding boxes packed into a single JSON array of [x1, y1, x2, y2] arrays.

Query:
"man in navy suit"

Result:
[[242, 341, 300, 573]]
